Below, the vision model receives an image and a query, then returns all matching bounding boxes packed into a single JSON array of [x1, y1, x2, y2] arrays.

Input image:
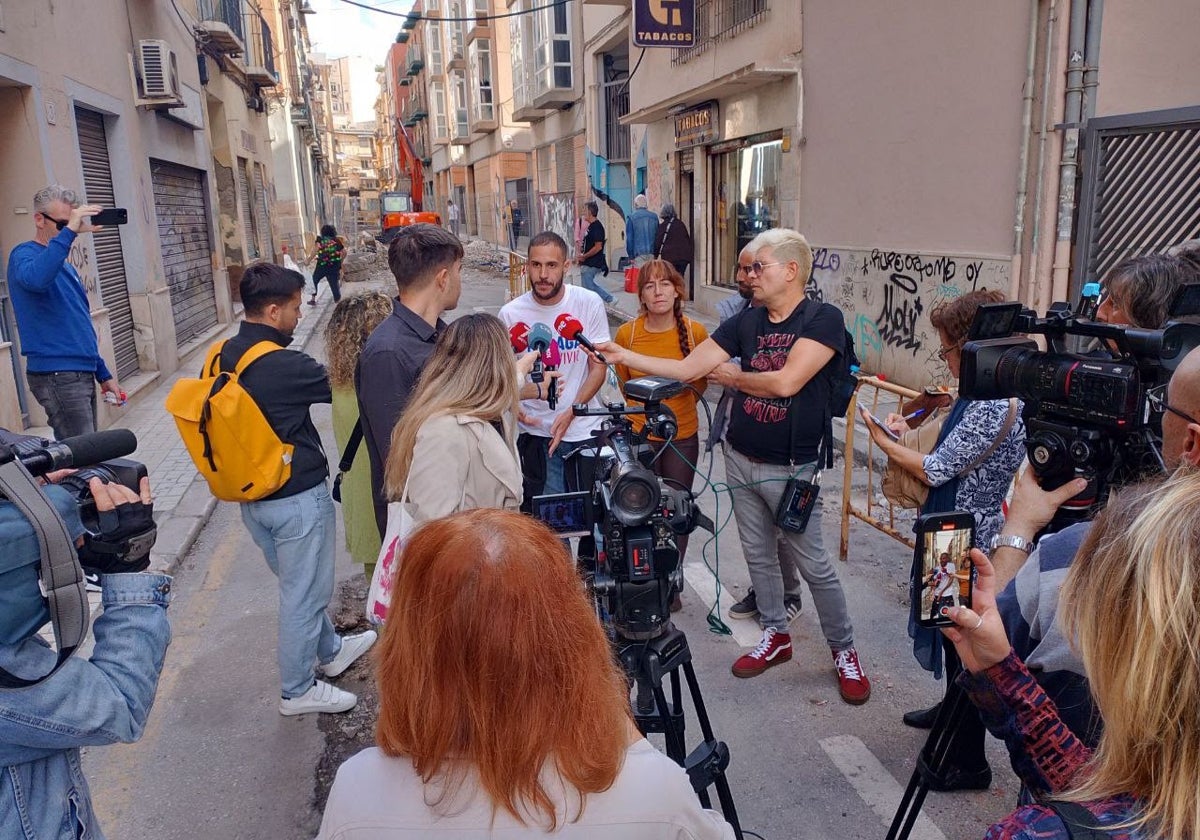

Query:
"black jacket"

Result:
[[219, 321, 332, 500], [654, 217, 694, 265]]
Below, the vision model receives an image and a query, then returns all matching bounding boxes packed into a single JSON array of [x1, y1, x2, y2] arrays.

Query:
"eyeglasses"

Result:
[[936, 342, 962, 362], [735, 261, 783, 276], [38, 213, 69, 231], [1147, 386, 1200, 426]]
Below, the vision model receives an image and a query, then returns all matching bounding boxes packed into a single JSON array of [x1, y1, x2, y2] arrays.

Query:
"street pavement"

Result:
[[81, 248, 1019, 840]]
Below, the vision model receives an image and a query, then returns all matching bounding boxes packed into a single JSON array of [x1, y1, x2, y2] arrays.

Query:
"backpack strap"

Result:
[[956, 398, 1018, 478], [1042, 800, 1114, 840], [797, 299, 836, 469], [231, 340, 283, 376]]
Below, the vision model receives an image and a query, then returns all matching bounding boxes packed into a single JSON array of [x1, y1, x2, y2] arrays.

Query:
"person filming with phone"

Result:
[[6, 185, 123, 439]]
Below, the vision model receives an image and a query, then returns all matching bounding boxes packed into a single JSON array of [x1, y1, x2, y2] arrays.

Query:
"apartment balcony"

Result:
[[243, 12, 279, 86], [602, 79, 630, 162], [405, 43, 425, 76], [466, 14, 491, 44], [470, 93, 497, 135], [450, 108, 470, 145], [196, 0, 245, 54], [672, 0, 771, 65], [401, 93, 428, 126], [446, 50, 466, 72], [291, 103, 311, 126]]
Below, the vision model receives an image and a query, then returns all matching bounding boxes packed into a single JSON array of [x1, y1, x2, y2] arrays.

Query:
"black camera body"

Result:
[[960, 291, 1200, 530], [535, 376, 706, 639]]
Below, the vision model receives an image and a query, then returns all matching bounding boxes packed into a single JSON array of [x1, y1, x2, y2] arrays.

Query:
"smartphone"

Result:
[[866, 412, 900, 441], [89, 208, 128, 226], [913, 511, 975, 628]]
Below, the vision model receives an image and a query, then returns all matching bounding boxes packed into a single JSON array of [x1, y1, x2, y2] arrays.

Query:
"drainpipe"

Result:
[[1026, 0, 1063, 313], [1010, 0, 1042, 303], [1050, 0, 1091, 305], [1082, 0, 1104, 122]]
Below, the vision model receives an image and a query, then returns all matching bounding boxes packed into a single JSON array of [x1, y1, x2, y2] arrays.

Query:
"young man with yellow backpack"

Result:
[[168, 263, 375, 715]]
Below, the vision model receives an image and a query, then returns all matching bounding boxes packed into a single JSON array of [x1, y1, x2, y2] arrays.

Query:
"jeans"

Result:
[[312, 264, 342, 302], [579, 265, 613, 303], [723, 445, 854, 648], [240, 482, 343, 698], [27, 370, 97, 440]]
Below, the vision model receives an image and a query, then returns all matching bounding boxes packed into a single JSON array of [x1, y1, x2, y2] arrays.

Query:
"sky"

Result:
[[307, 0, 414, 122]]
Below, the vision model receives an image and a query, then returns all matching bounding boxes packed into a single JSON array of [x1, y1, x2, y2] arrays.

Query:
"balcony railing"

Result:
[[243, 12, 279, 85], [405, 43, 425, 75], [602, 79, 630, 162], [672, 0, 770, 64], [196, 0, 245, 53], [401, 92, 427, 126]]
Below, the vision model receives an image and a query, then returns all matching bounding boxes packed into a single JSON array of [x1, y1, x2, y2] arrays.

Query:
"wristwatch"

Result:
[[990, 533, 1034, 555]]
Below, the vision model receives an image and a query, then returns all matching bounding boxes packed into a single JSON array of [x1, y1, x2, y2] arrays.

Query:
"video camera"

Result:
[[959, 284, 1200, 531], [531, 376, 710, 640]]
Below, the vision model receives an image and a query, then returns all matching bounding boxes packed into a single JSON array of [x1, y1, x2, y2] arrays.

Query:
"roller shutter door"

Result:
[[151, 161, 217, 345], [237, 158, 259, 259], [253, 162, 274, 259], [76, 107, 139, 379]]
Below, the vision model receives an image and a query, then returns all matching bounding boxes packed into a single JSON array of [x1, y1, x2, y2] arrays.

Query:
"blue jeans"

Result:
[[27, 370, 97, 440], [579, 265, 612, 303], [240, 482, 342, 698]]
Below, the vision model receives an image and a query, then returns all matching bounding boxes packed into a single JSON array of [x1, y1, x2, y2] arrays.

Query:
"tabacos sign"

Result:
[[674, 102, 719, 149], [633, 0, 695, 47]]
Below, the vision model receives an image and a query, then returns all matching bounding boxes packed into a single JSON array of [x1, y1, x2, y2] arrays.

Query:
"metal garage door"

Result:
[[76, 107, 139, 378], [237, 158, 259, 259], [151, 161, 218, 345], [253, 162, 273, 259]]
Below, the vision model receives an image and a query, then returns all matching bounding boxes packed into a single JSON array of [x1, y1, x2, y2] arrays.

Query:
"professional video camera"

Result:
[[532, 376, 709, 640], [958, 284, 1200, 531]]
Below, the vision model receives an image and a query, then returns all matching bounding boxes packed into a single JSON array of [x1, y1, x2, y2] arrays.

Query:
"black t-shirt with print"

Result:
[[710, 299, 845, 464], [582, 220, 607, 270]]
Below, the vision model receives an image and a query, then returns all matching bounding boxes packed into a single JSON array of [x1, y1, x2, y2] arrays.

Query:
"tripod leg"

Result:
[[651, 681, 688, 765], [680, 661, 743, 838]]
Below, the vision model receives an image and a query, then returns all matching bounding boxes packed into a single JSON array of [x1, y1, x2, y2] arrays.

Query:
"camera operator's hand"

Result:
[[68, 204, 104, 234], [79, 476, 155, 574], [942, 549, 1012, 674], [1003, 467, 1089, 541]]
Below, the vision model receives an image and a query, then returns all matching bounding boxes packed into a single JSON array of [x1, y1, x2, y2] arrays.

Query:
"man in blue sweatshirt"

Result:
[[6, 185, 121, 440]]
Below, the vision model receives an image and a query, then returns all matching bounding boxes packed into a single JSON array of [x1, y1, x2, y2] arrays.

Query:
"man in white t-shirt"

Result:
[[499, 231, 611, 508], [927, 553, 958, 620]]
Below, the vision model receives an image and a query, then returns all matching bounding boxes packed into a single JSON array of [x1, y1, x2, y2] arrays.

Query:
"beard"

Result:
[[532, 276, 565, 302]]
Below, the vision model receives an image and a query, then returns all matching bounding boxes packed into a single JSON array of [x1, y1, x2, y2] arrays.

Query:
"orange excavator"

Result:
[[378, 121, 440, 244]]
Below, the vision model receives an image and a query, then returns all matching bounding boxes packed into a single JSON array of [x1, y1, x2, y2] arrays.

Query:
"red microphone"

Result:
[[553, 314, 606, 363], [508, 321, 530, 352]]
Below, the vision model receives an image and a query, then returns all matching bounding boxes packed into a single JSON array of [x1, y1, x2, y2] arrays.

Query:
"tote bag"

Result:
[[366, 485, 414, 625]]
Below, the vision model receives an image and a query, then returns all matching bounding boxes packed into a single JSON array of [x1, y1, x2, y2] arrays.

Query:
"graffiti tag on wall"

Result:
[[67, 239, 97, 294], [805, 247, 1010, 389]]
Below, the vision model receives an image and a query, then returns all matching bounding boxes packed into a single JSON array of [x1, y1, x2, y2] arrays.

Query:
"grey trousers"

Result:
[[724, 445, 854, 649], [27, 370, 97, 440]]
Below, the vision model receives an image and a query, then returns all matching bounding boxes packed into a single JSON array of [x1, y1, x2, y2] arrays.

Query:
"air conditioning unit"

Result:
[[137, 40, 182, 101]]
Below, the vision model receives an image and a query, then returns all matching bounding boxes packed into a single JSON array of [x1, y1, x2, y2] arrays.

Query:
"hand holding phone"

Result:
[[88, 208, 128, 227], [914, 511, 976, 627]]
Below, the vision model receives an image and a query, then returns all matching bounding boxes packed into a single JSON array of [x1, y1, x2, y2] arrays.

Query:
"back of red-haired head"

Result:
[[375, 508, 631, 828]]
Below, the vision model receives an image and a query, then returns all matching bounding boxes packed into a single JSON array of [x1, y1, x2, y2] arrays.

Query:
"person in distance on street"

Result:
[[0, 474, 166, 840], [384, 313, 553, 527], [577, 201, 613, 304], [652, 203, 695, 283], [944, 467, 1200, 840], [309, 224, 346, 305], [596, 228, 871, 705], [318, 508, 735, 840], [230, 263, 376, 716]]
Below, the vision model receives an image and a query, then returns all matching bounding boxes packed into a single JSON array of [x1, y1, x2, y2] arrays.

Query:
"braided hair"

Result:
[[637, 259, 691, 358]]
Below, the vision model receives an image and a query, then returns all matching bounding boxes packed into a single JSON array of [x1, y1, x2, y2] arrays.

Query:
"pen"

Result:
[[902, 408, 926, 421]]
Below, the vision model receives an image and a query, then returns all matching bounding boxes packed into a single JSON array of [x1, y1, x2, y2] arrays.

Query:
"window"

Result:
[[713, 139, 783, 287], [509, 2, 531, 111], [532, 1, 571, 96], [427, 20, 443, 75], [474, 0, 489, 14], [448, 0, 465, 60], [450, 71, 469, 138], [469, 39, 494, 124], [431, 81, 448, 139]]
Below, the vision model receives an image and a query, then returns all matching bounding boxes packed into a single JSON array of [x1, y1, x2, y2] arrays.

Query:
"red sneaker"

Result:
[[731, 628, 792, 678], [833, 647, 871, 705]]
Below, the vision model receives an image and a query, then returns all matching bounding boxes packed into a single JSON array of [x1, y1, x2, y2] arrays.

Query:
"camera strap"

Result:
[[0, 456, 90, 688]]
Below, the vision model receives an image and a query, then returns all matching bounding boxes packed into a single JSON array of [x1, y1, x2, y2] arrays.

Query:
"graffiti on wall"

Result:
[[806, 247, 1010, 389], [537, 192, 576, 260], [67, 239, 97, 293]]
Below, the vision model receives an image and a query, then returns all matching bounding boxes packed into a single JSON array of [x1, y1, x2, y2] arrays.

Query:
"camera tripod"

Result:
[[616, 623, 744, 840]]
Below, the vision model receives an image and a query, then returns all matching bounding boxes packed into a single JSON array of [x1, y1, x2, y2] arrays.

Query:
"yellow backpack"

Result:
[[165, 340, 294, 502]]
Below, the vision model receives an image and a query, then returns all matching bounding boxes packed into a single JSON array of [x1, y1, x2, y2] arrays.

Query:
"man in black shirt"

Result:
[[577, 200, 613, 304], [356, 224, 464, 537], [597, 228, 870, 705], [230, 263, 376, 716]]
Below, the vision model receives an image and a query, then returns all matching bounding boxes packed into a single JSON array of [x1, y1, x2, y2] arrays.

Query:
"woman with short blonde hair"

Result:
[[318, 509, 735, 838]]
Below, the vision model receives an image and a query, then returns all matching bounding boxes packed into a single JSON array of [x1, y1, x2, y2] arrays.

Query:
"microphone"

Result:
[[508, 321, 530, 352], [527, 322, 555, 354], [6, 429, 138, 477], [554, 314, 606, 363]]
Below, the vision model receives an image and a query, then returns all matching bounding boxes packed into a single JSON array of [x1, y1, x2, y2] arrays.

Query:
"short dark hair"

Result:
[[584, 201, 599, 217], [527, 231, 569, 261], [241, 262, 305, 315], [320, 224, 337, 237], [387, 223, 464, 291]]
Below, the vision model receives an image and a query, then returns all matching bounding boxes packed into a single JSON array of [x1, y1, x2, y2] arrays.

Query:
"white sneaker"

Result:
[[279, 679, 357, 716], [319, 630, 378, 678]]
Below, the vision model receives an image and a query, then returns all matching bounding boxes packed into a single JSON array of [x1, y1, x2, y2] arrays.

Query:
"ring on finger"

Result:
[[972, 615, 984, 631]]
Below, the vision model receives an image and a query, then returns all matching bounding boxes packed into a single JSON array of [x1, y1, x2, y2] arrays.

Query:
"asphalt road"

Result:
[[85, 263, 1020, 840]]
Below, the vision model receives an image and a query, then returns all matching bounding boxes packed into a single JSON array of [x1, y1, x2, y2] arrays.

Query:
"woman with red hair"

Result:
[[318, 508, 734, 839]]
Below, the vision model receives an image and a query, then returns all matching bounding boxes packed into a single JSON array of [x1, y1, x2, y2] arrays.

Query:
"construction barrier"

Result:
[[507, 251, 528, 300], [839, 375, 923, 561]]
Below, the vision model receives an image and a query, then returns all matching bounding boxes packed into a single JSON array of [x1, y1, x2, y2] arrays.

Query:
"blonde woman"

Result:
[[384, 313, 539, 524], [325, 291, 394, 579], [946, 466, 1200, 840]]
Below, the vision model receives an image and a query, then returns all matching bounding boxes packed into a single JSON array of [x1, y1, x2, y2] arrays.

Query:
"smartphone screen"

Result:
[[914, 512, 975, 628], [89, 208, 128, 226]]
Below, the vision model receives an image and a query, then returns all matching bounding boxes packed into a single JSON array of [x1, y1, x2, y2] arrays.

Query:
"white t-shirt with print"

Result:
[[499, 284, 611, 442]]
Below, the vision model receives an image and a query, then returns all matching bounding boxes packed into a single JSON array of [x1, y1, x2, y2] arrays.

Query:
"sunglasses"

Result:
[[735, 261, 784, 276], [39, 213, 69, 231], [1147, 386, 1199, 426]]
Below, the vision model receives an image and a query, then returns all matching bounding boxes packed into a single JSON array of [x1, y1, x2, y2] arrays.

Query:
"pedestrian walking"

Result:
[[625, 193, 659, 267], [7, 185, 123, 439], [577, 201, 613, 304], [447, 200, 461, 238], [506, 199, 523, 250], [309, 224, 345, 305], [654, 203, 694, 284]]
